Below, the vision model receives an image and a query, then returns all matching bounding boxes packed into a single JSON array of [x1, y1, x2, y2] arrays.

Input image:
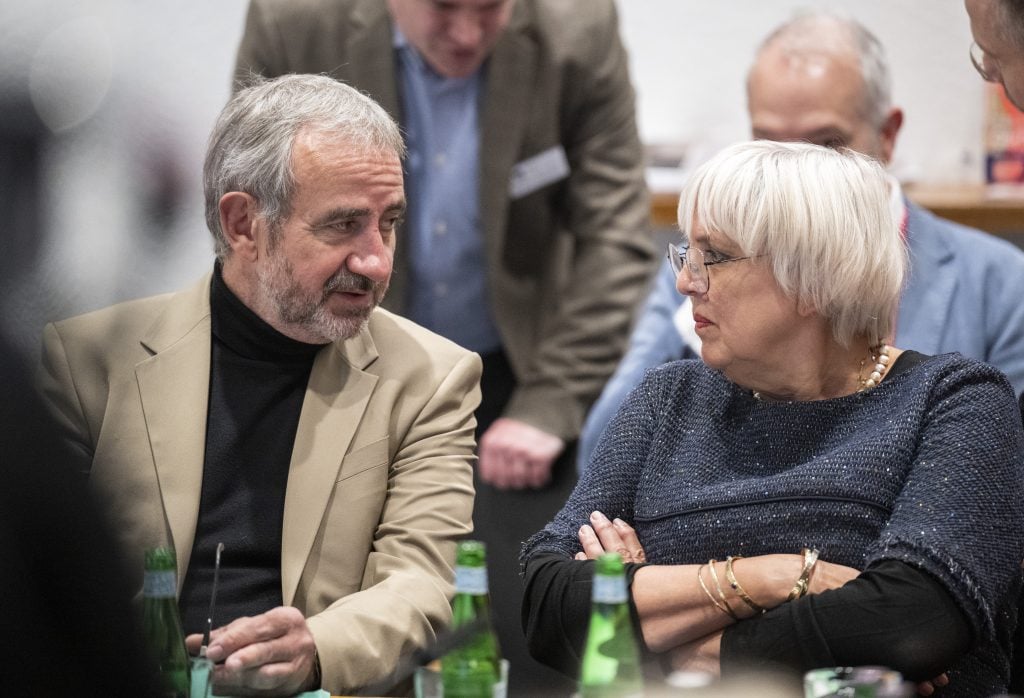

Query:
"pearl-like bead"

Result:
[[857, 343, 891, 393]]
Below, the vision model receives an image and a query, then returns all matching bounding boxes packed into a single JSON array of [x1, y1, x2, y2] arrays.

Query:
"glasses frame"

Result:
[[666, 242, 759, 294], [971, 41, 998, 83]]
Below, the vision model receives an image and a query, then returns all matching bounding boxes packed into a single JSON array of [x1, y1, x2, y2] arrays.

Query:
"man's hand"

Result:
[[478, 417, 565, 490], [185, 606, 317, 697]]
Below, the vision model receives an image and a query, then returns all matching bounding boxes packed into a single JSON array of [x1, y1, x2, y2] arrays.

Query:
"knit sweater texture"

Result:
[[523, 353, 1024, 695]]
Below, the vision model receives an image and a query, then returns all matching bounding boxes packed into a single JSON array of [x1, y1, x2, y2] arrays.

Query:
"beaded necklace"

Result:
[[752, 343, 892, 401]]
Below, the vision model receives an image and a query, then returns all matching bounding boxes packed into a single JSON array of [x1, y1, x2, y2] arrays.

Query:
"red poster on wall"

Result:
[[985, 82, 1024, 185]]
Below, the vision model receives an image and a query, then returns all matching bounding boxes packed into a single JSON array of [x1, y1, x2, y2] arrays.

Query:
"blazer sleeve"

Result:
[[502, 0, 656, 441], [38, 321, 96, 470], [305, 351, 481, 693]]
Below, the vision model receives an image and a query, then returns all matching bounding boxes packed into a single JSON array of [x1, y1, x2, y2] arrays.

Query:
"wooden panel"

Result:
[[650, 184, 1024, 237]]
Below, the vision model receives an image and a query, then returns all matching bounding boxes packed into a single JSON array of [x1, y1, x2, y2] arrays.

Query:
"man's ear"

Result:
[[219, 192, 261, 261], [878, 107, 904, 165]]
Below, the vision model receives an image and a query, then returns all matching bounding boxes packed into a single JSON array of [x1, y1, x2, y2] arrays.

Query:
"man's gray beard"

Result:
[[256, 253, 387, 343]]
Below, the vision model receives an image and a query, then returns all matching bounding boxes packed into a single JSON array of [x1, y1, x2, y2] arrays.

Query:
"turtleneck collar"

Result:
[[210, 263, 325, 363]]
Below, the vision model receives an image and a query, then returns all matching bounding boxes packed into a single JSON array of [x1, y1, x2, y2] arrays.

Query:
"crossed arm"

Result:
[[564, 513, 960, 694]]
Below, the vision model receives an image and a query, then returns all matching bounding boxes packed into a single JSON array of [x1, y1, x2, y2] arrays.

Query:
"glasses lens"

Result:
[[686, 247, 709, 293], [667, 243, 683, 276], [668, 244, 708, 293]]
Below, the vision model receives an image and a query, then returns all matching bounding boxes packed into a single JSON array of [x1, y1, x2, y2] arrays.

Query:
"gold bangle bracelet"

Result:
[[697, 562, 737, 619], [725, 555, 766, 614], [787, 548, 820, 601], [706, 558, 740, 620]]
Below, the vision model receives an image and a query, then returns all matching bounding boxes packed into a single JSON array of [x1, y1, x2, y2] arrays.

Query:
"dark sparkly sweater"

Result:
[[522, 352, 1024, 696]]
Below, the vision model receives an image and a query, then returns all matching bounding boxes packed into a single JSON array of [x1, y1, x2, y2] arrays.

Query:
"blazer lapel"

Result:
[[896, 202, 956, 354], [281, 325, 379, 605], [135, 275, 213, 583], [479, 1, 537, 267]]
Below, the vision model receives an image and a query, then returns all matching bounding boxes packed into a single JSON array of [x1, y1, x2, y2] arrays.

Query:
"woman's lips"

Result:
[[693, 313, 713, 330]]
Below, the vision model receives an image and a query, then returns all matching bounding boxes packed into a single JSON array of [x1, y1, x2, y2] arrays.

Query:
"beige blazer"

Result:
[[39, 273, 481, 693], [234, 0, 656, 441]]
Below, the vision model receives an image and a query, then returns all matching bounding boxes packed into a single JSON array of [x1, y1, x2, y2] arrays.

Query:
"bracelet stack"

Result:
[[787, 548, 820, 601], [724, 556, 766, 614], [699, 549, 820, 618], [697, 560, 739, 619]]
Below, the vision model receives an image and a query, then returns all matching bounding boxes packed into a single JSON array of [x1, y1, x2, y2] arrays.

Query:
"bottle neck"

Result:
[[143, 569, 177, 599], [591, 572, 627, 605], [454, 564, 488, 596]]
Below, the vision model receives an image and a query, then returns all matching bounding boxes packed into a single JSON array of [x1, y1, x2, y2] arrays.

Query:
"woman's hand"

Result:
[[576, 511, 646, 563], [916, 673, 949, 696]]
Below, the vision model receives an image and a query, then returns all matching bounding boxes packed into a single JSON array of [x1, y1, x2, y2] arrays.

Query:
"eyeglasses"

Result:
[[667, 242, 759, 294], [970, 41, 1000, 83]]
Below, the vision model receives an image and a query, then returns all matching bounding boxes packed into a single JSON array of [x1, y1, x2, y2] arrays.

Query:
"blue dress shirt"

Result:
[[395, 31, 502, 354]]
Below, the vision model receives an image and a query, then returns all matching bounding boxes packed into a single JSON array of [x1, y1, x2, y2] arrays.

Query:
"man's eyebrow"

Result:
[[753, 128, 849, 143], [311, 207, 369, 228], [384, 200, 407, 216], [310, 202, 407, 229], [802, 127, 848, 140]]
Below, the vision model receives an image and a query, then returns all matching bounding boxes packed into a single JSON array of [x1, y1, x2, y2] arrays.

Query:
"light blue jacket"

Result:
[[578, 201, 1024, 471]]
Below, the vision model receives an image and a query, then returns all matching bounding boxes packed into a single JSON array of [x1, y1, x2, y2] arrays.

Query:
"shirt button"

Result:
[[435, 283, 448, 297], [434, 152, 446, 167], [434, 221, 447, 236]]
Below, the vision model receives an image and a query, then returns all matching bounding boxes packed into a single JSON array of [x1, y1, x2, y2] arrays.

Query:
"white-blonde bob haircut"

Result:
[[677, 140, 906, 348]]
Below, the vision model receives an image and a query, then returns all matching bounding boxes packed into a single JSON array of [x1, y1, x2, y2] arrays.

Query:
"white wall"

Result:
[[616, 0, 984, 184]]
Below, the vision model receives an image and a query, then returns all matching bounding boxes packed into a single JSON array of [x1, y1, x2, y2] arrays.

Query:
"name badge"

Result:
[[509, 145, 570, 199]]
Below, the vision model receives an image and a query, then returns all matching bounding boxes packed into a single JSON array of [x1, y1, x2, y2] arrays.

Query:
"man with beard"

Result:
[[38, 74, 480, 697]]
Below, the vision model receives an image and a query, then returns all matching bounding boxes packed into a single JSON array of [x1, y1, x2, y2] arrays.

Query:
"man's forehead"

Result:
[[751, 52, 865, 115]]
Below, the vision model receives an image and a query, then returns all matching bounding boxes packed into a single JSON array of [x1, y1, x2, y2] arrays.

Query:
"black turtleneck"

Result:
[[179, 264, 323, 635]]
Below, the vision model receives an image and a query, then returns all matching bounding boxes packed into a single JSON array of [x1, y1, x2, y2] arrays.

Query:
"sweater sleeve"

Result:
[[521, 552, 647, 679], [720, 560, 971, 682]]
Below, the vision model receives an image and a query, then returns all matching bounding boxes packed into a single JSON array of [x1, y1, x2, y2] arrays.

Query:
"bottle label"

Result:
[[592, 573, 627, 604], [454, 565, 488, 595], [144, 569, 177, 598]]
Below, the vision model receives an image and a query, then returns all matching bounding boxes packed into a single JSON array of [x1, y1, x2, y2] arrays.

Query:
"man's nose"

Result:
[[347, 232, 392, 283], [449, 11, 484, 49]]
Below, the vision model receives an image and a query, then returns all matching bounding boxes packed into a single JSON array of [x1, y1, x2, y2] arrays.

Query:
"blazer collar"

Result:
[[136, 274, 214, 582], [281, 338, 379, 604]]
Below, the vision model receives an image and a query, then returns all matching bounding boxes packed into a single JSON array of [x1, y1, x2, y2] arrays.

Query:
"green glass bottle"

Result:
[[143, 547, 191, 698], [579, 552, 643, 698], [441, 540, 502, 698]]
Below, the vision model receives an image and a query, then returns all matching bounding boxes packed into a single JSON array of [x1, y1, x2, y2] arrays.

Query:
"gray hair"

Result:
[[677, 140, 906, 348], [996, 0, 1024, 48], [203, 74, 405, 260], [753, 11, 892, 127]]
